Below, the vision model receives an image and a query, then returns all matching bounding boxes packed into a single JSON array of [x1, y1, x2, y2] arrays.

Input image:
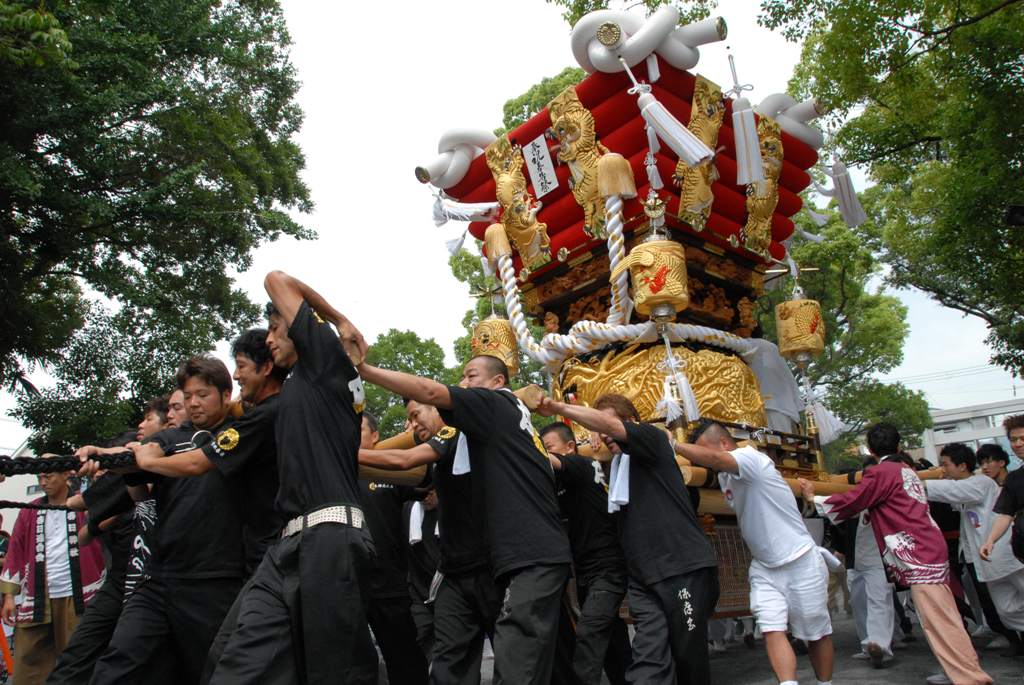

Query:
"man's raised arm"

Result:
[[534, 397, 627, 442], [672, 443, 739, 475], [264, 270, 367, 364], [358, 364, 452, 410]]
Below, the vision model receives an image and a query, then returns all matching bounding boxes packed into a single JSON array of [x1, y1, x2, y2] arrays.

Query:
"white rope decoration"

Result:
[[570, 5, 726, 77], [754, 94, 825, 150], [604, 194, 633, 326], [415, 129, 497, 189], [495, 250, 753, 370]]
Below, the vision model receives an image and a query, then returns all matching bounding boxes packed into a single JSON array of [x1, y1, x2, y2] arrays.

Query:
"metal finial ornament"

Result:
[[596, 22, 622, 47], [557, 247, 569, 262], [642, 191, 668, 241]]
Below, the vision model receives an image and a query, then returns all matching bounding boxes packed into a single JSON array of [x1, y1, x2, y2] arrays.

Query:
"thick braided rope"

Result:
[[0, 452, 135, 476], [604, 194, 632, 326], [0, 499, 74, 511], [497, 254, 560, 368]]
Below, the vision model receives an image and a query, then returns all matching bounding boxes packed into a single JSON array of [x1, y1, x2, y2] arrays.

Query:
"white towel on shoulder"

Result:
[[452, 433, 471, 474], [408, 501, 425, 545], [607, 452, 631, 513]]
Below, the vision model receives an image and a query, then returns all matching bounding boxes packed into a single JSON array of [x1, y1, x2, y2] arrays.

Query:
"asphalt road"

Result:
[[475, 615, 1023, 684]]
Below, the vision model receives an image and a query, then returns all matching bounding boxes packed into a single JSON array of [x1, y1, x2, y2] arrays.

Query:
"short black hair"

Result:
[[939, 442, 976, 471], [176, 354, 232, 394], [362, 411, 379, 433], [977, 443, 1010, 466], [264, 301, 280, 320], [688, 420, 735, 446], [1003, 414, 1024, 438], [865, 422, 901, 456], [539, 422, 575, 446], [232, 328, 288, 383], [143, 395, 169, 423], [471, 355, 509, 385]]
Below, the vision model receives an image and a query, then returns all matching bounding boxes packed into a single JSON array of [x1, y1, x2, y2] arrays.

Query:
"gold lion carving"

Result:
[[471, 315, 520, 376], [673, 76, 725, 231], [548, 87, 610, 239], [485, 136, 551, 269], [742, 117, 783, 259]]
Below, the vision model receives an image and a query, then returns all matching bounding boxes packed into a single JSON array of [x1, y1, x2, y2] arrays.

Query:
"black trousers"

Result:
[[626, 566, 720, 685], [551, 589, 579, 685], [368, 595, 428, 685], [88, 574, 241, 685], [493, 563, 571, 685], [47, 579, 122, 685], [208, 524, 377, 685], [429, 569, 501, 685], [574, 574, 631, 685], [408, 596, 435, 663], [199, 576, 252, 684]]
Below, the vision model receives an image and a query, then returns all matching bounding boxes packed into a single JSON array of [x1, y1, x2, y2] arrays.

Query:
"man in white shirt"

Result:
[[925, 442, 1024, 657], [674, 422, 834, 685]]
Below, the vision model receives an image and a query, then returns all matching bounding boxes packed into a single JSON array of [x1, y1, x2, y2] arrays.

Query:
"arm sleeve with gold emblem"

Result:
[[201, 401, 275, 478], [426, 427, 459, 459]]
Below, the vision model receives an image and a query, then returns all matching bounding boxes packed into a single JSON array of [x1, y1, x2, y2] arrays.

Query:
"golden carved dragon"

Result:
[[673, 76, 725, 231], [776, 299, 825, 358], [485, 136, 551, 270], [548, 87, 610, 239], [741, 117, 783, 259]]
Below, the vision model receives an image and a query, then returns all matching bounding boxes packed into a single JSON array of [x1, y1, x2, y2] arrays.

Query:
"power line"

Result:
[[883, 365, 1005, 384]]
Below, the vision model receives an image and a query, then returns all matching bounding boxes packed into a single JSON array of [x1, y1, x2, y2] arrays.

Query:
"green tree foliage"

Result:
[[501, 67, 586, 132], [1, 0, 312, 390], [364, 329, 454, 438], [757, 216, 932, 456], [760, 0, 1024, 373], [12, 305, 212, 453], [0, 1, 72, 67], [545, 0, 716, 28]]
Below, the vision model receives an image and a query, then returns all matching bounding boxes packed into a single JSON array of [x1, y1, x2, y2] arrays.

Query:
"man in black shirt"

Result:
[[358, 356, 572, 684], [208, 270, 377, 684], [357, 412, 428, 685], [81, 355, 247, 684], [405, 486, 441, 658], [49, 399, 172, 685], [540, 422, 632, 685], [359, 398, 501, 685], [537, 393, 719, 685]]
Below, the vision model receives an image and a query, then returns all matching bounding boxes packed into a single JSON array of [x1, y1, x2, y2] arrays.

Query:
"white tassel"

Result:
[[828, 158, 867, 228], [674, 371, 701, 422], [806, 207, 830, 227], [811, 400, 848, 445], [433, 196, 500, 227], [657, 375, 685, 424], [645, 53, 661, 83], [795, 227, 825, 243], [814, 159, 867, 228], [645, 151, 664, 190], [480, 256, 495, 279], [446, 230, 468, 256], [732, 97, 764, 185], [637, 92, 714, 166]]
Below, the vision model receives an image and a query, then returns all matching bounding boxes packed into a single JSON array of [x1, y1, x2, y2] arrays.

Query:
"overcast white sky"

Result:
[[1, 0, 1017, 451]]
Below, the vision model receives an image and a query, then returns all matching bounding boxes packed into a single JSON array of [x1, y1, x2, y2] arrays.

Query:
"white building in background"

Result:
[[0, 438, 43, 534], [921, 397, 1024, 468]]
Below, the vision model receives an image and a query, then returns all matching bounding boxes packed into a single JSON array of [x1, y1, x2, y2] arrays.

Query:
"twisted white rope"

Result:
[[754, 94, 825, 150], [415, 129, 496, 189], [495, 249, 753, 371], [604, 194, 633, 326], [570, 6, 725, 76]]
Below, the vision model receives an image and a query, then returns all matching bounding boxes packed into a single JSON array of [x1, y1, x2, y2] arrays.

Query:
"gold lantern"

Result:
[[471, 315, 520, 377], [774, 298, 825, 360], [609, 195, 689, 322]]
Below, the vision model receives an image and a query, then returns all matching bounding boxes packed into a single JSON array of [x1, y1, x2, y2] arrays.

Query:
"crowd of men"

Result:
[[0, 270, 1021, 685]]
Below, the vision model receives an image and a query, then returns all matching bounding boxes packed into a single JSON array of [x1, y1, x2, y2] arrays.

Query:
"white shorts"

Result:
[[749, 546, 832, 641]]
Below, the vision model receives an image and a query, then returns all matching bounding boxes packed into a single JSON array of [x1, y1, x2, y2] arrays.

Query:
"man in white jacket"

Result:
[[925, 442, 1024, 657]]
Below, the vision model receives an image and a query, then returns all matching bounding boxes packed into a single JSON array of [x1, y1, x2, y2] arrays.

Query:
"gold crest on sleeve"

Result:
[[217, 427, 240, 452], [436, 426, 457, 440]]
